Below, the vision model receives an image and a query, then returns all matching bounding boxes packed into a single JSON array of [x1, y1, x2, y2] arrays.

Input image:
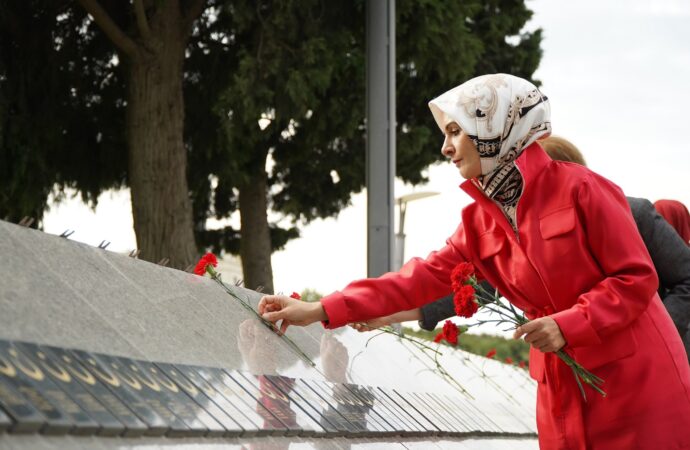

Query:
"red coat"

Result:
[[321, 143, 690, 449]]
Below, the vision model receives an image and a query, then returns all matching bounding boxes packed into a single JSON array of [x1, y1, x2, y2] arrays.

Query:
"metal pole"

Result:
[[366, 0, 396, 278]]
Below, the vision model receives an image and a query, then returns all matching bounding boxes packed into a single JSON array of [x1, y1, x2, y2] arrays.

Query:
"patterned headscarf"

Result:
[[428, 74, 551, 229]]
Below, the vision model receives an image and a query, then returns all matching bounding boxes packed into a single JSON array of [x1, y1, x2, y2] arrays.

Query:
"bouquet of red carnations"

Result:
[[448, 261, 606, 400]]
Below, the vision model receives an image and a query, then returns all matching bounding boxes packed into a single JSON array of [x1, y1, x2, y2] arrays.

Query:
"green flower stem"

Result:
[[465, 276, 607, 399], [205, 265, 316, 367], [357, 323, 473, 399]]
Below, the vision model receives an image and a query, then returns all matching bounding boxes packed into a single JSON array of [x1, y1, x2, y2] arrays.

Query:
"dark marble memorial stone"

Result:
[[156, 363, 244, 437], [341, 383, 400, 435], [0, 341, 91, 435], [231, 371, 322, 437], [263, 375, 340, 436], [379, 387, 439, 435], [220, 370, 301, 436], [298, 379, 371, 437], [283, 377, 355, 436], [195, 366, 288, 437], [45, 346, 148, 437], [393, 391, 454, 435], [412, 392, 468, 434], [173, 364, 261, 437], [426, 393, 479, 433], [15, 343, 125, 437], [0, 377, 46, 433], [439, 393, 497, 433], [70, 350, 170, 437], [351, 384, 421, 436], [0, 405, 10, 431], [125, 359, 225, 437]]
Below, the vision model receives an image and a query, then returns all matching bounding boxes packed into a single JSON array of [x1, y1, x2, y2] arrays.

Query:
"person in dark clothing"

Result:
[[351, 135, 690, 360]]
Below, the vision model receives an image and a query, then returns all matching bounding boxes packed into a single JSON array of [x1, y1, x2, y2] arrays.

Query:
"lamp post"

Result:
[[391, 191, 439, 334], [394, 192, 439, 270]]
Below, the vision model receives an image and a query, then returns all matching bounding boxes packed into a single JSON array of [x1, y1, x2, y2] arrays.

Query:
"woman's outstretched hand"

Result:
[[513, 317, 566, 353], [258, 295, 328, 334], [349, 317, 392, 333]]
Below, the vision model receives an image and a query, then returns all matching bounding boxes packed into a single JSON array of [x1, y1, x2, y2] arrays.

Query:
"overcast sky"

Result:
[[44, 0, 690, 304]]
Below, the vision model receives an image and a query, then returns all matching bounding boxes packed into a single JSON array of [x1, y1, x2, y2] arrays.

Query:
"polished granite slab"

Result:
[[0, 220, 539, 446]]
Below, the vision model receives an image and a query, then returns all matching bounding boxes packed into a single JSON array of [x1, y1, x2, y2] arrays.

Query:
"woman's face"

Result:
[[441, 120, 481, 179]]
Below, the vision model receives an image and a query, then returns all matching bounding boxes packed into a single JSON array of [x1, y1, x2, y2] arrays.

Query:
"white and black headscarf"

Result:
[[428, 74, 551, 229]]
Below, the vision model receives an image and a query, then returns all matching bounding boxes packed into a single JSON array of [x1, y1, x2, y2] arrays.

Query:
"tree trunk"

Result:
[[238, 165, 274, 294], [126, 5, 197, 269]]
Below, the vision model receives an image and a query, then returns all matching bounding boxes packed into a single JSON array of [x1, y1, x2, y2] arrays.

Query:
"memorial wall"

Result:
[[0, 220, 539, 449]]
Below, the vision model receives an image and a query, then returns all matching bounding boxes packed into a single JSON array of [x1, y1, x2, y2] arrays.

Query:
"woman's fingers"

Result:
[[258, 295, 284, 315]]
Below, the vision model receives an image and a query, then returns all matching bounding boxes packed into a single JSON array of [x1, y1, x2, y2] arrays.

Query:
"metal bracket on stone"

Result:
[[59, 229, 75, 239], [156, 257, 170, 267], [98, 240, 111, 250], [18, 217, 35, 227], [129, 249, 141, 258]]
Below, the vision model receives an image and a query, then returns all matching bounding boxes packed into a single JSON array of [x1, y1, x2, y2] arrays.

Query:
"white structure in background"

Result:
[[216, 254, 244, 285]]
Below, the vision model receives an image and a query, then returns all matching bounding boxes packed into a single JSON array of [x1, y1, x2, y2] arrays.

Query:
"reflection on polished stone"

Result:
[[197, 366, 288, 436], [173, 363, 262, 437], [263, 375, 339, 436], [132, 359, 226, 437], [156, 362, 244, 437]]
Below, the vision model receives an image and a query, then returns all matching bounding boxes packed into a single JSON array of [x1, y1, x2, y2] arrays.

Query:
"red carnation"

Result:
[[519, 361, 527, 369], [433, 320, 460, 346], [194, 252, 218, 276], [289, 292, 302, 300], [486, 348, 497, 358], [505, 357, 514, 364], [451, 262, 475, 289], [453, 285, 478, 318]]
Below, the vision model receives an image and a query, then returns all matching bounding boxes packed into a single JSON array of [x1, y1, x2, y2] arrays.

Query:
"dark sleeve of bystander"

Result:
[[628, 196, 690, 359]]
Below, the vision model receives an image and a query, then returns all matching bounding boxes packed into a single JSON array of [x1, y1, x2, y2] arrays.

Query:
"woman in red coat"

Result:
[[259, 74, 690, 449]]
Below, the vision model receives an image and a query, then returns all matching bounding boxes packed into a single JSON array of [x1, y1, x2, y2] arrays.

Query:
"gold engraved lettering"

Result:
[[109, 362, 142, 390], [83, 358, 120, 387], [9, 348, 44, 381], [60, 355, 96, 385], [0, 354, 17, 377], [184, 371, 215, 396], [127, 364, 160, 392], [18, 386, 53, 411], [45, 389, 80, 414], [147, 367, 179, 393], [35, 352, 71, 383], [0, 383, 25, 405], [76, 393, 107, 412], [163, 369, 195, 394]]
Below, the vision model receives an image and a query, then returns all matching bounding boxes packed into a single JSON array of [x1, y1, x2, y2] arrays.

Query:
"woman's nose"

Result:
[[441, 141, 455, 158]]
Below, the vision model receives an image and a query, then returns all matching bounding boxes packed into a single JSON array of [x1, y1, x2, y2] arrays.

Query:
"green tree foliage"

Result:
[[0, 0, 541, 287], [186, 0, 543, 291], [0, 1, 127, 224]]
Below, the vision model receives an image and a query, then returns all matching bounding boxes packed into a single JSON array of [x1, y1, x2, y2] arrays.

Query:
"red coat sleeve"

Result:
[[321, 223, 468, 329], [551, 173, 659, 348]]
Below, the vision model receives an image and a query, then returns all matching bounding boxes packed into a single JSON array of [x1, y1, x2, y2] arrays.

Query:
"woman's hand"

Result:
[[258, 295, 328, 334], [349, 316, 393, 332], [513, 317, 566, 353]]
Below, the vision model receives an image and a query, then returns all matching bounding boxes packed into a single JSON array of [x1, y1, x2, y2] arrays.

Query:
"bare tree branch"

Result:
[[182, 0, 207, 37], [134, 0, 152, 41], [77, 0, 139, 57]]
